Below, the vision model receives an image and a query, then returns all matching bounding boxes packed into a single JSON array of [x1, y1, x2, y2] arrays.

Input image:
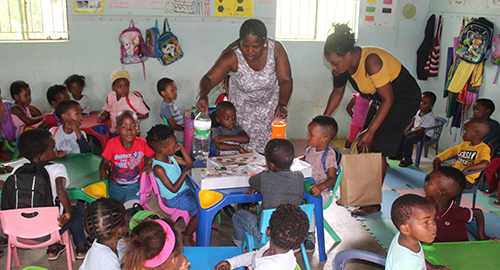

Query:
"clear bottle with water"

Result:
[[192, 112, 212, 161]]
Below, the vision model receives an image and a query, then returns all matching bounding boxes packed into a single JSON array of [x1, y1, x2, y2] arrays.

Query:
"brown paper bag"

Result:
[[339, 152, 382, 206]]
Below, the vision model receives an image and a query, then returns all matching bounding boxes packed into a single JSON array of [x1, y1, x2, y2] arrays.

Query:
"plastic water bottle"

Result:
[[192, 112, 212, 161]]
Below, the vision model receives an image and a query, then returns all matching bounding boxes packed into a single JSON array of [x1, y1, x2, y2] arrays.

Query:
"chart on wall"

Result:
[[215, 0, 254, 17], [360, 0, 397, 28]]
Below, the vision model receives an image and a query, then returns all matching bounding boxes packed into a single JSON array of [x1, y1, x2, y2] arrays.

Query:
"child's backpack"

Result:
[[145, 20, 162, 58], [456, 17, 494, 64], [0, 100, 17, 141], [158, 18, 183, 66], [1, 163, 53, 210], [105, 91, 150, 112], [119, 20, 148, 78]]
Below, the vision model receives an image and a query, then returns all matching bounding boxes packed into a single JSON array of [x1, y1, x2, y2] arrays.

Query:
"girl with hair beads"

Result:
[[79, 197, 128, 270], [122, 219, 190, 270]]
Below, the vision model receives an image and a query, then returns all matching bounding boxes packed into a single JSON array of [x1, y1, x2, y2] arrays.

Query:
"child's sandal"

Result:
[[47, 243, 66, 261], [399, 159, 413, 168], [492, 199, 500, 208], [76, 242, 91, 260]]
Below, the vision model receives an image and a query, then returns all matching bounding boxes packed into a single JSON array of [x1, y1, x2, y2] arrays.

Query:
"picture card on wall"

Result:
[[361, 0, 397, 28]]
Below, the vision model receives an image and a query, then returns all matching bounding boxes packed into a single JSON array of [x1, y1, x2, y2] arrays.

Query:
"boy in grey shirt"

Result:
[[232, 139, 304, 247]]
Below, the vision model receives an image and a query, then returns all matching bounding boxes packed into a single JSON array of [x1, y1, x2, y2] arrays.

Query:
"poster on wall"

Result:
[[110, 0, 165, 9], [165, 0, 211, 15], [400, 0, 417, 21], [74, 0, 104, 13], [361, 0, 397, 28], [467, 0, 486, 9], [449, 0, 465, 5], [487, 0, 500, 8], [215, 0, 254, 17]]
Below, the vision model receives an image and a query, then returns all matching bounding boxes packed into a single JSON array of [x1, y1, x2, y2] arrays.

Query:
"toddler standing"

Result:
[[64, 74, 92, 115], [99, 110, 154, 203], [344, 93, 369, 153], [80, 198, 128, 270], [38, 84, 70, 129], [9, 80, 43, 136], [50, 100, 90, 157], [97, 70, 149, 136], [145, 124, 197, 246], [212, 101, 249, 155], [302, 115, 338, 252], [158, 78, 184, 142]]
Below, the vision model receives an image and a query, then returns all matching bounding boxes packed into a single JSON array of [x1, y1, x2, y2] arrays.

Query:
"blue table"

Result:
[[183, 246, 243, 270]]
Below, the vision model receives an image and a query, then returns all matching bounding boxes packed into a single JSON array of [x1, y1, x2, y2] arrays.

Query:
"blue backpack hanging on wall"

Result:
[[145, 20, 161, 58], [158, 18, 183, 66]]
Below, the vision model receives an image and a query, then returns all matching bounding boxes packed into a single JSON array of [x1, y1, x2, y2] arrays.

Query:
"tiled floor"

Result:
[[0, 140, 439, 269]]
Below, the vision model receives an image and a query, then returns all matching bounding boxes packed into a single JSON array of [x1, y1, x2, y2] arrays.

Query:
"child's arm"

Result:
[[136, 112, 149, 120], [11, 106, 43, 125], [28, 105, 42, 117], [99, 157, 111, 180], [433, 145, 460, 166], [96, 110, 110, 123], [173, 144, 193, 166], [167, 116, 184, 131], [309, 166, 337, 196], [473, 208, 500, 241], [403, 119, 416, 136], [425, 260, 451, 270], [70, 120, 91, 153], [37, 121, 51, 129], [55, 177, 72, 227], [153, 163, 193, 194], [461, 160, 489, 174], [345, 96, 356, 117], [213, 130, 250, 153]]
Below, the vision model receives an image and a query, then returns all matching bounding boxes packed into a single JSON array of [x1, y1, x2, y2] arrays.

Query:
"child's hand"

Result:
[[432, 157, 441, 167], [57, 150, 68, 158], [244, 188, 259, 196], [427, 265, 451, 270], [478, 234, 500, 242], [460, 166, 469, 175], [214, 261, 231, 270], [213, 135, 225, 144], [175, 143, 182, 152], [238, 146, 247, 154], [57, 213, 71, 227], [96, 111, 109, 123], [182, 164, 194, 175], [309, 184, 324, 197], [0, 180, 4, 187], [100, 169, 109, 180]]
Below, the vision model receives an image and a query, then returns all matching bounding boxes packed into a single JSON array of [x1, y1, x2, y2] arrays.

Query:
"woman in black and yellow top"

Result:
[[323, 24, 421, 216]]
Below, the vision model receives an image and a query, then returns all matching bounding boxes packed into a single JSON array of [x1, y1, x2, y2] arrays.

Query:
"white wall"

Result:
[[16, 0, 500, 152]]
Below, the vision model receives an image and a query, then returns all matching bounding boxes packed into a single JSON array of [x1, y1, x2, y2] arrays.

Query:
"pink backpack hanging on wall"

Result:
[[119, 20, 148, 78], [491, 34, 500, 84]]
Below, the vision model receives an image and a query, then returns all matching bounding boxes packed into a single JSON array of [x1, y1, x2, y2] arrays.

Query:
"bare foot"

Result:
[[351, 205, 380, 216]]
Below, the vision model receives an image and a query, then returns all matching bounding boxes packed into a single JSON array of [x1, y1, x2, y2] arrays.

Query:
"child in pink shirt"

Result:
[[9, 80, 43, 137]]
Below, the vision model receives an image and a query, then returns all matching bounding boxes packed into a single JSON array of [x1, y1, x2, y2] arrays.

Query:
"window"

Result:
[[276, 0, 359, 41], [0, 0, 69, 41]]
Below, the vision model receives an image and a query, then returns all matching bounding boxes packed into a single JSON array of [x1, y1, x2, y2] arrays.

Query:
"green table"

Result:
[[0, 153, 107, 202], [423, 241, 500, 269]]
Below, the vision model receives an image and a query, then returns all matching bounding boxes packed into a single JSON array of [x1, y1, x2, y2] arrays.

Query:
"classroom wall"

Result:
[[419, 1, 500, 150], [15, 0, 500, 153]]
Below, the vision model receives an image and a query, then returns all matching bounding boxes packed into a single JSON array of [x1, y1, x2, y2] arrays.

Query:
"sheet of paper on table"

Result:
[[191, 153, 312, 190]]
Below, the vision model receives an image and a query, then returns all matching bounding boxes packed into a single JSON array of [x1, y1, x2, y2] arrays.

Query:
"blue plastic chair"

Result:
[[415, 117, 447, 167], [332, 249, 386, 270], [240, 204, 315, 270]]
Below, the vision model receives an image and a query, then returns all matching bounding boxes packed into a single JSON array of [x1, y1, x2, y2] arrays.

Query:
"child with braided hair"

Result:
[[216, 203, 309, 270], [79, 197, 128, 270], [121, 219, 191, 270]]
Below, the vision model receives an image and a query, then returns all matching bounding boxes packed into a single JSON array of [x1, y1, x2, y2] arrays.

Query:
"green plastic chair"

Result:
[[160, 114, 183, 145], [20, 267, 50, 270]]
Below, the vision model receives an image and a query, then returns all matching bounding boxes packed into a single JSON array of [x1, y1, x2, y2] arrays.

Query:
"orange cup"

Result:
[[270, 120, 287, 140]]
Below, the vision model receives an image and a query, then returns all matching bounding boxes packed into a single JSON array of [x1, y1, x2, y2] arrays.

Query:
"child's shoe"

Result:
[[304, 232, 316, 253], [47, 243, 66, 260], [399, 158, 413, 167], [492, 199, 500, 208], [76, 242, 91, 260], [483, 189, 496, 197]]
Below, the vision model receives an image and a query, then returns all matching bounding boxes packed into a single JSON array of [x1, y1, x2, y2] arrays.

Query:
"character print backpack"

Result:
[[158, 18, 183, 66], [1, 163, 53, 210], [456, 17, 494, 64], [145, 20, 162, 58], [120, 20, 148, 78]]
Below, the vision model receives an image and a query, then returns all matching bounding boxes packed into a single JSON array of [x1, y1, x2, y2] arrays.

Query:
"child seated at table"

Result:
[[99, 110, 154, 204], [158, 77, 184, 142], [50, 100, 90, 157], [97, 70, 149, 137], [10, 80, 43, 136], [433, 117, 490, 187], [211, 101, 249, 156], [13, 129, 89, 260], [424, 166, 497, 242], [215, 203, 309, 270], [145, 124, 196, 246], [232, 139, 304, 247], [386, 194, 447, 270], [64, 74, 92, 115], [302, 115, 338, 252], [38, 84, 70, 129]]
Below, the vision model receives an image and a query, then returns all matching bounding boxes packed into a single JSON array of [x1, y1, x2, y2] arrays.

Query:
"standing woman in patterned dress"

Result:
[[196, 19, 293, 153]]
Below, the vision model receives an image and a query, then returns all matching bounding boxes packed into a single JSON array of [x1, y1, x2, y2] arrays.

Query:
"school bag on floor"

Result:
[[119, 20, 148, 78], [145, 20, 162, 58], [158, 18, 183, 66], [1, 163, 53, 210]]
